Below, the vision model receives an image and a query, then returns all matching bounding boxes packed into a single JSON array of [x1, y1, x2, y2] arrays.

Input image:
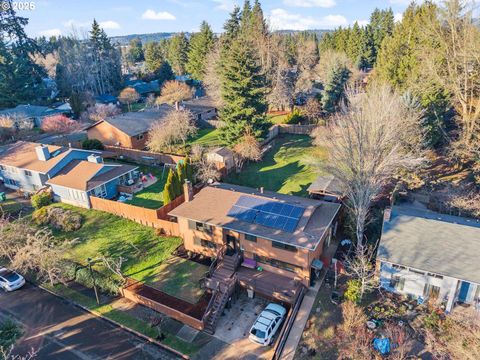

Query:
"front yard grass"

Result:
[[47, 203, 182, 282], [140, 257, 209, 304], [226, 134, 327, 196]]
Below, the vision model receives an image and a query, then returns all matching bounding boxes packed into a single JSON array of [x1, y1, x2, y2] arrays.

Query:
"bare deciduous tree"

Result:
[[10, 228, 71, 286], [118, 87, 140, 111], [318, 84, 424, 247], [147, 109, 197, 152], [424, 0, 480, 162], [194, 158, 221, 184], [101, 256, 126, 284], [156, 80, 193, 110], [343, 244, 379, 301], [80, 103, 121, 122], [203, 44, 223, 108], [233, 129, 262, 172], [302, 98, 322, 124]]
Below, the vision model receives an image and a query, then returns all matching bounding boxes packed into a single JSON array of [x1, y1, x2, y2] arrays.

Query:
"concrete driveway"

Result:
[[0, 283, 179, 360]]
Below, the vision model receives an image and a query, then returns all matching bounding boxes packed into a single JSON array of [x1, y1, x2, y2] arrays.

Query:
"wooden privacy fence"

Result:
[[122, 279, 206, 331], [261, 124, 315, 146], [104, 145, 185, 165], [89, 196, 180, 236]]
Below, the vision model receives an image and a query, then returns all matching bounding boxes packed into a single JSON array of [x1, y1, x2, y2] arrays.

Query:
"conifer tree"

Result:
[[144, 42, 164, 73], [167, 33, 189, 75], [186, 21, 215, 81], [219, 36, 267, 144], [163, 170, 175, 205], [171, 169, 182, 197], [321, 66, 351, 114]]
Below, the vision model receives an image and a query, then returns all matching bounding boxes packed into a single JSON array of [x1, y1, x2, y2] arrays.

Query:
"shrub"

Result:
[[74, 267, 121, 295], [344, 279, 362, 303], [423, 310, 441, 330], [30, 191, 52, 209], [32, 207, 49, 225], [285, 108, 305, 124], [0, 318, 23, 350], [32, 206, 82, 232], [82, 139, 104, 150]]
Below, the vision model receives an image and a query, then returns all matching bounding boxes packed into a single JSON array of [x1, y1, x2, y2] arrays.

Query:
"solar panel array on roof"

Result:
[[227, 195, 305, 233]]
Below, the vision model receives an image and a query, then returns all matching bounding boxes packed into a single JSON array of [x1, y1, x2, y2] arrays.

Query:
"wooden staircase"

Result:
[[202, 252, 241, 334]]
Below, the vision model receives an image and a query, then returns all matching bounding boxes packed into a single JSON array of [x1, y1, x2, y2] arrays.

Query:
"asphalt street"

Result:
[[0, 283, 180, 360]]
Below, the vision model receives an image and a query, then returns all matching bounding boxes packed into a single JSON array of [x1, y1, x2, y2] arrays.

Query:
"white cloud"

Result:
[[62, 19, 90, 29], [283, 0, 336, 8], [394, 12, 403, 22], [212, 0, 236, 11], [39, 28, 62, 37], [142, 9, 176, 20], [269, 9, 347, 30], [99, 20, 121, 29], [355, 19, 369, 26]]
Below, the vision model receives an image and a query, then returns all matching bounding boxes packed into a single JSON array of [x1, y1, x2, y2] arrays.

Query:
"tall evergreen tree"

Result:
[[167, 33, 189, 76], [219, 36, 267, 144], [186, 21, 215, 81], [127, 38, 144, 63], [368, 8, 395, 63], [321, 65, 351, 114], [144, 42, 164, 73], [223, 6, 241, 40]]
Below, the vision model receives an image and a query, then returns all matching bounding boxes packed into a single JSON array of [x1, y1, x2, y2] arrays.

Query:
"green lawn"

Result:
[[142, 257, 208, 304], [124, 164, 168, 209], [47, 204, 182, 280], [188, 128, 222, 147], [226, 134, 327, 196], [267, 113, 290, 125]]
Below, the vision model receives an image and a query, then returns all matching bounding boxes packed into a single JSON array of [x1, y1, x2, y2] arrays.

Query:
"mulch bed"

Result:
[[173, 245, 212, 267]]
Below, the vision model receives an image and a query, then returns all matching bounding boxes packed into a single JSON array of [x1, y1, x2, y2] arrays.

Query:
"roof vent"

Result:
[[87, 154, 103, 164]]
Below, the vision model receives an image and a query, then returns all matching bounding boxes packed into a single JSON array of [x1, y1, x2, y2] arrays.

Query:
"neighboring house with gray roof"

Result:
[[377, 204, 480, 312], [307, 175, 344, 202], [85, 105, 171, 149], [0, 104, 70, 128]]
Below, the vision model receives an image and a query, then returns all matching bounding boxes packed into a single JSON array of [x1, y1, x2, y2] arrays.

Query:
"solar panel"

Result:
[[227, 195, 305, 233]]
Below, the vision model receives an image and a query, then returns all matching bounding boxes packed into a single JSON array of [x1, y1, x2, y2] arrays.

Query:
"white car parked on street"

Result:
[[0, 268, 25, 292], [249, 303, 287, 346]]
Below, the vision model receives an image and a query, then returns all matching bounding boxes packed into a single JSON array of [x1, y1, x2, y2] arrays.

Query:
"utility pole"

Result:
[[87, 257, 100, 305]]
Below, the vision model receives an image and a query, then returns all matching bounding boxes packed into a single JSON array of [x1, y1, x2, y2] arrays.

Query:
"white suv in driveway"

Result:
[[249, 303, 287, 346], [0, 268, 25, 292]]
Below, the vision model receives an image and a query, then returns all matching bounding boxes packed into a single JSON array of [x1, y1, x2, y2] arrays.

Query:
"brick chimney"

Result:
[[184, 180, 194, 202], [383, 207, 392, 223]]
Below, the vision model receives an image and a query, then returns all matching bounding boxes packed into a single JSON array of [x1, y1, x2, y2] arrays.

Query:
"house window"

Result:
[[244, 234, 257, 242], [427, 272, 443, 280], [136, 134, 144, 140], [188, 220, 212, 233], [4, 179, 20, 187], [24, 170, 32, 177], [409, 268, 425, 275], [389, 275, 405, 291], [424, 283, 441, 299], [254, 254, 302, 273], [392, 264, 406, 270], [194, 237, 217, 249], [272, 241, 297, 252]]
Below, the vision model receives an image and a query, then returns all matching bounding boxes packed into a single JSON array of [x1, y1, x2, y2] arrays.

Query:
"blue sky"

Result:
[[21, 0, 413, 38]]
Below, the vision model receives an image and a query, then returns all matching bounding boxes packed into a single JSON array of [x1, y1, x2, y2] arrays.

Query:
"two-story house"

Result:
[[169, 183, 341, 288]]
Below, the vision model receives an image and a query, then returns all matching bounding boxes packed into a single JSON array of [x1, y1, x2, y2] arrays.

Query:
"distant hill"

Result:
[[110, 29, 332, 45]]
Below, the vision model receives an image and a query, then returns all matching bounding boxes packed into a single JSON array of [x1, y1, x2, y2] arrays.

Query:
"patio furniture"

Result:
[[241, 258, 257, 269]]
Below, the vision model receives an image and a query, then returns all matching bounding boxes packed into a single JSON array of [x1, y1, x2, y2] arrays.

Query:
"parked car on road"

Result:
[[0, 268, 25, 292], [249, 303, 287, 346]]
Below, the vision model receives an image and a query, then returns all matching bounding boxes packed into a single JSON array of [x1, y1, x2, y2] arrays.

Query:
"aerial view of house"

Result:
[[1, 0, 479, 359], [377, 204, 480, 312], [169, 183, 341, 288]]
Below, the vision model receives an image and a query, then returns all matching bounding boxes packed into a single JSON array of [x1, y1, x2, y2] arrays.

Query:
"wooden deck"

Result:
[[236, 267, 304, 304]]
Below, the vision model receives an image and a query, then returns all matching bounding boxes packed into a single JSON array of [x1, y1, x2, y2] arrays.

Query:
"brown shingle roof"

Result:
[[0, 141, 71, 173], [46, 160, 137, 191], [169, 183, 341, 250]]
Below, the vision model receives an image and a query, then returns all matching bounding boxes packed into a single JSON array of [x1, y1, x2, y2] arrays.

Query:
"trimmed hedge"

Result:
[[30, 191, 52, 209]]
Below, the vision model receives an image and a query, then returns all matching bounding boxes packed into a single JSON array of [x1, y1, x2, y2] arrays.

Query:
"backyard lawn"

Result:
[[188, 127, 222, 147], [226, 134, 327, 196], [125, 163, 168, 209]]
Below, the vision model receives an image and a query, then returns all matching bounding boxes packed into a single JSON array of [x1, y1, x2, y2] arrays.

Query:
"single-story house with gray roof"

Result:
[[85, 105, 172, 149], [0, 104, 71, 128], [377, 204, 480, 312]]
